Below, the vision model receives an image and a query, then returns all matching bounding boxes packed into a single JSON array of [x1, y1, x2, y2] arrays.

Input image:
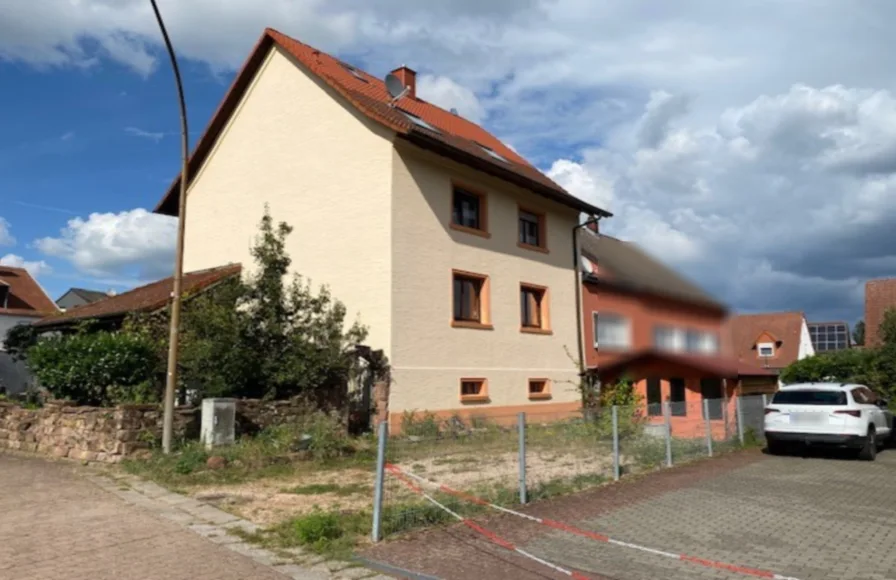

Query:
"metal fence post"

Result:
[[663, 401, 673, 467], [703, 399, 713, 457], [518, 412, 527, 505], [371, 420, 388, 542], [612, 405, 620, 481], [735, 396, 745, 446]]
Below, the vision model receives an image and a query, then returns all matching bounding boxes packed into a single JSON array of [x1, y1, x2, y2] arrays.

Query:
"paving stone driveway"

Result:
[[0, 452, 387, 580], [367, 449, 896, 580]]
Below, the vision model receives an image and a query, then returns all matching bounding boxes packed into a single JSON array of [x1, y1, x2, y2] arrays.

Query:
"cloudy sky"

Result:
[[2, 0, 894, 326]]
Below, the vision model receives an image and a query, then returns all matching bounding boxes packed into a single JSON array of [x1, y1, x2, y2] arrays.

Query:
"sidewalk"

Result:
[[0, 452, 391, 580]]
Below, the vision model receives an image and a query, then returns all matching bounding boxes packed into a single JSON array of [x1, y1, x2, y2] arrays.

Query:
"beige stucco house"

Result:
[[154, 29, 611, 430]]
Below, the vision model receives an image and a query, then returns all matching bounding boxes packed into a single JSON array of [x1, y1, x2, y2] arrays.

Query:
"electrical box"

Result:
[[200, 398, 236, 450]]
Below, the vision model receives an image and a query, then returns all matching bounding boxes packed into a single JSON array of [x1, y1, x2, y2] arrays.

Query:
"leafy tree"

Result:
[[4, 324, 38, 361], [852, 320, 865, 346], [27, 331, 159, 406]]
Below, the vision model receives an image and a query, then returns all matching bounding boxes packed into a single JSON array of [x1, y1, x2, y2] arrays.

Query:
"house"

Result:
[[728, 311, 815, 375], [34, 265, 241, 332], [0, 266, 58, 395], [865, 278, 896, 347], [55, 287, 113, 311], [580, 229, 777, 437], [806, 321, 851, 352], [151, 28, 611, 431]]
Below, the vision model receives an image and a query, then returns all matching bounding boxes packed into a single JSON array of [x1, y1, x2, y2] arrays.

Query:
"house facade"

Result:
[[580, 229, 777, 437], [55, 288, 112, 311], [152, 29, 610, 430], [865, 278, 896, 348], [0, 266, 58, 395], [728, 311, 814, 376]]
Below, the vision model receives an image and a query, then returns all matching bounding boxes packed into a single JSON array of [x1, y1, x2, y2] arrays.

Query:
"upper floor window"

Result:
[[452, 270, 491, 329], [518, 208, 547, 252], [520, 284, 550, 334], [451, 186, 488, 237], [686, 330, 720, 354], [594, 312, 631, 349], [656, 326, 718, 354], [757, 342, 775, 357], [654, 326, 682, 352]]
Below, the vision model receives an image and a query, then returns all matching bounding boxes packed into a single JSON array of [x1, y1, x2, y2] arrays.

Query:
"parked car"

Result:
[[764, 383, 894, 461]]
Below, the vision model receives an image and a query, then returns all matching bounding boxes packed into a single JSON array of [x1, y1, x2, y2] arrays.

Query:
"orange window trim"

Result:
[[520, 282, 551, 334], [528, 378, 552, 400], [450, 182, 490, 238], [517, 204, 549, 253], [452, 269, 492, 329], [460, 378, 489, 403]]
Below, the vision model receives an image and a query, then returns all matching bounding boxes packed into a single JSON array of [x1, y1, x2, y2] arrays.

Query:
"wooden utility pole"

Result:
[[149, 0, 189, 454]]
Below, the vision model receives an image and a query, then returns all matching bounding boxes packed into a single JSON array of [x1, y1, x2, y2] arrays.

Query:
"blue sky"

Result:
[[4, 0, 896, 328]]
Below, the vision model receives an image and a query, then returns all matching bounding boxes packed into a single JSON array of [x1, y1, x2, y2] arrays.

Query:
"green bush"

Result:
[[27, 331, 160, 406], [293, 511, 344, 548], [401, 410, 441, 439]]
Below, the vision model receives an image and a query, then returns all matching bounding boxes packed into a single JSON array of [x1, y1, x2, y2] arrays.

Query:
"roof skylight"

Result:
[[340, 62, 368, 83], [399, 110, 440, 133], [476, 142, 509, 163]]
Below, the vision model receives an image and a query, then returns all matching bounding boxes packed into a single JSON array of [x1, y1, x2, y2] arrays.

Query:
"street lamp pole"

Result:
[[150, 0, 189, 454]]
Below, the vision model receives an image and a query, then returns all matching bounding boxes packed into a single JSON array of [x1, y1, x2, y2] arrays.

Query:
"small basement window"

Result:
[[460, 378, 488, 402], [528, 379, 551, 400]]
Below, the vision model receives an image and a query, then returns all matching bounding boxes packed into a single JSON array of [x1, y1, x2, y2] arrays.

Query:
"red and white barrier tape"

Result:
[[386, 463, 801, 580], [386, 465, 591, 579]]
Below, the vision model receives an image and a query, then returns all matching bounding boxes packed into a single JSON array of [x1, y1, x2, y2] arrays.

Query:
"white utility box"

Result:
[[200, 398, 237, 450]]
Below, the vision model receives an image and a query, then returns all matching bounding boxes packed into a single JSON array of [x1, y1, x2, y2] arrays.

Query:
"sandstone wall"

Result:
[[0, 397, 318, 463]]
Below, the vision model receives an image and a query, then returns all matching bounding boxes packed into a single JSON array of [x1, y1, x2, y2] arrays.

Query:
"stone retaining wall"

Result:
[[0, 397, 317, 463]]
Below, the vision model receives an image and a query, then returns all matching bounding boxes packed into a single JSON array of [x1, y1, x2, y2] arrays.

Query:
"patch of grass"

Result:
[[282, 482, 370, 497]]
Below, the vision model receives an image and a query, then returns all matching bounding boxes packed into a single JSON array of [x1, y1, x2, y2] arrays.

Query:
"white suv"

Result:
[[764, 383, 894, 461]]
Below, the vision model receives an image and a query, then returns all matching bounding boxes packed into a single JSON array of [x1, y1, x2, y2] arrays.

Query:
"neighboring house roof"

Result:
[[865, 278, 896, 348], [153, 28, 611, 220], [57, 287, 111, 305], [580, 231, 727, 313], [34, 264, 241, 328], [0, 266, 58, 317], [590, 348, 778, 380], [728, 311, 806, 368]]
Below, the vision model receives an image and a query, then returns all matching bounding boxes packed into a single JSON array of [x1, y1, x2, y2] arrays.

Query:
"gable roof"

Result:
[[0, 266, 58, 317], [153, 28, 611, 219], [580, 231, 727, 312], [728, 311, 806, 367], [57, 287, 111, 304], [34, 264, 241, 328]]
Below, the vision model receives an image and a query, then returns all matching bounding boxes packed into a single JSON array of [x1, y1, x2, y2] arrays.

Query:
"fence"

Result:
[[371, 395, 770, 541]]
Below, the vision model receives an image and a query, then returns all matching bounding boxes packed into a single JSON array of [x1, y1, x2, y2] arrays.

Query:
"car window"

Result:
[[860, 387, 878, 403], [772, 390, 847, 405], [852, 388, 869, 404]]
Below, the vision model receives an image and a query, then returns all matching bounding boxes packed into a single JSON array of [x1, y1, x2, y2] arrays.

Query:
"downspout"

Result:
[[573, 215, 603, 408]]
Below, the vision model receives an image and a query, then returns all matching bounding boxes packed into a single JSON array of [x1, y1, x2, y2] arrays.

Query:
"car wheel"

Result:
[[859, 426, 877, 461]]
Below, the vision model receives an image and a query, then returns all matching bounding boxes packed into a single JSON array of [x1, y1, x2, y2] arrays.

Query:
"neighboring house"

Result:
[[55, 287, 113, 311], [728, 312, 815, 376], [865, 278, 896, 348], [807, 321, 851, 353], [580, 228, 776, 437], [0, 266, 58, 395], [34, 265, 241, 332], [151, 28, 611, 431]]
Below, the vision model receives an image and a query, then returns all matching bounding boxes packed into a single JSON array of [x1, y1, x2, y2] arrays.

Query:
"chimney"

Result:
[[390, 65, 417, 99]]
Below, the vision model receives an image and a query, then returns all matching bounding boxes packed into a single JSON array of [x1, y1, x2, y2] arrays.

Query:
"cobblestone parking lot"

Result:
[[367, 448, 896, 580]]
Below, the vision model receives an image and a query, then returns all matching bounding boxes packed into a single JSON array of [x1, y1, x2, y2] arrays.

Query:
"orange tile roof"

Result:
[[728, 311, 806, 368], [0, 266, 58, 317], [34, 264, 241, 328], [154, 28, 611, 219]]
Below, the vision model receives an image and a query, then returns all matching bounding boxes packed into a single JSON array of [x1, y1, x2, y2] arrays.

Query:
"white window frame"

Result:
[[757, 341, 775, 357], [655, 325, 685, 352], [593, 312, 631, 349]]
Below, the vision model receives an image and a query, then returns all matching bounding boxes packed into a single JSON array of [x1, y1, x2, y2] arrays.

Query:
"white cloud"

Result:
[[34, 209, 176, 280], [0, 254, 52, 278], [416, 75, 485, 124], [125, 126, 165, 142], [0, 218, 14, 247]]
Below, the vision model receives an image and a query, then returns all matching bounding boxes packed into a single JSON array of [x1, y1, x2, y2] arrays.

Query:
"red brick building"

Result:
[[865, 278, 896, 348], [580, 228, 776, 437]]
